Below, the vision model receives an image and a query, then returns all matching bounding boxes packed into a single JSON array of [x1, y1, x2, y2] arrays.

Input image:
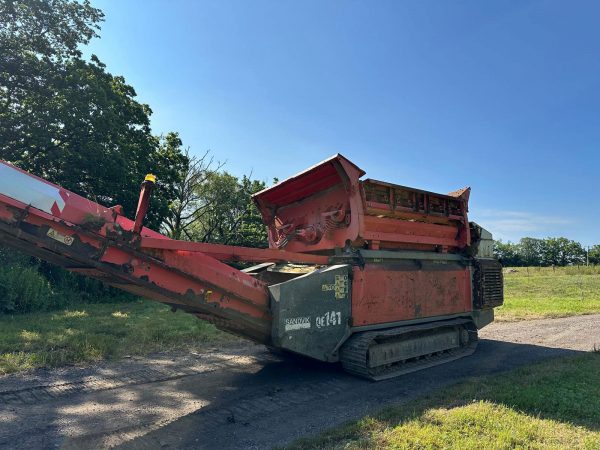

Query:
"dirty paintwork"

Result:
[[252, 154, 471, 253], [0, 155, 503, 377], [351, 262, 473, 326]]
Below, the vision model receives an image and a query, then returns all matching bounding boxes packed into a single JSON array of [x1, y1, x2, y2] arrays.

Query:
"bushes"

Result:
[[0, 245, 137, 314], [36, 260, 135, 305], [0, 264, 52, 313]]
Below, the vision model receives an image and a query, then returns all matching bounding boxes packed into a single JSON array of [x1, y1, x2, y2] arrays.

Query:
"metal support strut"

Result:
[[133, 174, 156, 234]]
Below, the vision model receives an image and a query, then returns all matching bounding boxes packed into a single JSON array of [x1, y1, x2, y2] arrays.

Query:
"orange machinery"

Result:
[[0, 154, 502, 379]]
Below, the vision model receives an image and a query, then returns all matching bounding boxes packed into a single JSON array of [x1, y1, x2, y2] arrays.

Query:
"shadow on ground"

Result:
[[0, 336, 594, 450], [113, 339, 584, 449]]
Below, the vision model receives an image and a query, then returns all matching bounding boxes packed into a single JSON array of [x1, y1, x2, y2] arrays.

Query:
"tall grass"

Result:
[[505, 265, 600, 277], [0, 245, 136, 314], [498, 265, 600, 320], [0, 264, 52, 313]]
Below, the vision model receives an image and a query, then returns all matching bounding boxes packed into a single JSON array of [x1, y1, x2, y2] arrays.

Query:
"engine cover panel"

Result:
[[269, 265, 351, 361]]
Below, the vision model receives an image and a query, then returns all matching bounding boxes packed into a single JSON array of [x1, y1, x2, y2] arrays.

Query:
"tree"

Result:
[[188, 172, 268, 247], [494, 237, 590, 267], [493, 240, 522, 266], [517, 237, 542, 266], [588, 245, 600, 265], [1, 0, 103, 158], [162, 144, 223, 240], [540, 237, 585, 266], [0, 0, 187, 228]]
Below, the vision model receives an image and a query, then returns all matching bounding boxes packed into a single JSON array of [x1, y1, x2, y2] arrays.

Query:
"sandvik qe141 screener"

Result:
[[0, 154, 503, 380]]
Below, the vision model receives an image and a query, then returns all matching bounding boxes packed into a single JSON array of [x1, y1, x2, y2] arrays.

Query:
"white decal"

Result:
[[284, 316, 311, 331], [0, 163, 67, 214], [316, 311, 342, 328]]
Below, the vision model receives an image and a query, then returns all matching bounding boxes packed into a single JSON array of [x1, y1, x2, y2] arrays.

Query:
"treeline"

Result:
[[0, 0, 269, 313], [494, 237, 599, 267]]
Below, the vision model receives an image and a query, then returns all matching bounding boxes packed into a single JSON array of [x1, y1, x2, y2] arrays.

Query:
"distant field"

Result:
[[288, 352, 600, 450], [0, 300, 233, 375], [496, 266, 600, 321]]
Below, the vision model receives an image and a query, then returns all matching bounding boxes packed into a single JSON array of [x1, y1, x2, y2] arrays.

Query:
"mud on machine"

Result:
[[0, 154, 502, 380]]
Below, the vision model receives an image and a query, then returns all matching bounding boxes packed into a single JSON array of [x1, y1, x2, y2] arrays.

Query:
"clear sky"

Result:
[[87, 0, 600, 245]]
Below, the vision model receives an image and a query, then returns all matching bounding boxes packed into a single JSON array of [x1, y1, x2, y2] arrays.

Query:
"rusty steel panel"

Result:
[[140, 237, 329, 265], [362, 179, 469, 220], [359, 215, 461, 248], [350, 263, 473, 327], [253, 155, 365, 253], [253, 154, 471, 253]]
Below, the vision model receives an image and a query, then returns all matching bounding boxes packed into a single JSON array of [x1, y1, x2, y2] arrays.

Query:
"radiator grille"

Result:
[[473, 259, 504, 309]]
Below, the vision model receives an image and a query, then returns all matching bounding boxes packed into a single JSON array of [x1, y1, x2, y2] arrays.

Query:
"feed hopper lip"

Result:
[[252, 153, 366, 208]]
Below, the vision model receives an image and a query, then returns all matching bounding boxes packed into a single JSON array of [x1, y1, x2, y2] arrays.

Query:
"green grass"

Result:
[[496, 266, 600, 321], [288, 353, 600, 449], [0, 300, 234, 375]]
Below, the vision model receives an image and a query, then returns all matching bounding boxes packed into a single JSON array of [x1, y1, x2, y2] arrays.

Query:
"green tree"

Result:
[[493, 241, 522, 266], [189, 172, 268, 247], [0, 0, 187, 228], [518, 237, 543, 266], [540, 237, 585, 266], [494, 237, 589, 267], [588, 245, 600, 265]]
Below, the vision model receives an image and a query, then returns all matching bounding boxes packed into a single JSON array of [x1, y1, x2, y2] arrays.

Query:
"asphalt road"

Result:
[[1, 314, 599, 449]]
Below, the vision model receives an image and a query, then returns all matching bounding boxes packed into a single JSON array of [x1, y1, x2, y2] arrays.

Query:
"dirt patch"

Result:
[[480, 314, 600, 350], [1, 316, 599, 449]]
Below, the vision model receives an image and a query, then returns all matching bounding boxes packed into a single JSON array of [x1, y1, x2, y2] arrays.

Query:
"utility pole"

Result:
[[586, 246, 590, 266]]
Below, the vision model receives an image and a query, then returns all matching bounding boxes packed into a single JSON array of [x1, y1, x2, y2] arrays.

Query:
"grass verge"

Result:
[[496, 266, 600, 321], [288, 352, 600, 449], [0, 300, 234, 375]]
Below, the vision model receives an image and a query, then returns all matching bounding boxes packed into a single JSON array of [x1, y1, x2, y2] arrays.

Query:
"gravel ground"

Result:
[[1, 314, 599, 450]]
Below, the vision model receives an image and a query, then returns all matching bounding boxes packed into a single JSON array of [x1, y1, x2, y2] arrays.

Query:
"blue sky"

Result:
[[87, 0, 600, 245]]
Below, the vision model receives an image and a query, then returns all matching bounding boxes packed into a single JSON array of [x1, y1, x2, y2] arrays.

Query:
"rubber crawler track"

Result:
[[340, 318, 478, 380]]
